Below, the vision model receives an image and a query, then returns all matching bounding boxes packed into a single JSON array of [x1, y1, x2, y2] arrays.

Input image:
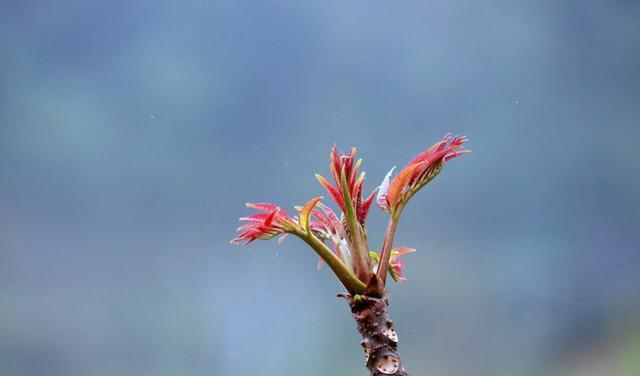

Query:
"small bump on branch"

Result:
[[340, 294, 409, 376]]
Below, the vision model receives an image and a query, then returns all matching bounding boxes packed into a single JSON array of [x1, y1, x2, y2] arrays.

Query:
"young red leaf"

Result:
[[299, 196, 323, 232], [385, 162, 422, 211]]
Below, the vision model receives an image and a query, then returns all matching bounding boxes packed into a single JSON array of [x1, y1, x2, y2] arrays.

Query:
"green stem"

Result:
[[298, 231, 367, 294], [339, 168, 372, 283], [375, 215, 399, 285], [376, 162, 444, 284]]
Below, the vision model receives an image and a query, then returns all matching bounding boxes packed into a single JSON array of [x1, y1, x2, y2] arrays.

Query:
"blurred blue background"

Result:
[[1, 1, 639, 375]]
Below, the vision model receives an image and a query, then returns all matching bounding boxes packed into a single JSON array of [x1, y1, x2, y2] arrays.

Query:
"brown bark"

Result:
[[343, 294, 409, 376]]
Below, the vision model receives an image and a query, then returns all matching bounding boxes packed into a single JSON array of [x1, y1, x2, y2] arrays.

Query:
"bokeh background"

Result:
[[1, 1, 639, 375]]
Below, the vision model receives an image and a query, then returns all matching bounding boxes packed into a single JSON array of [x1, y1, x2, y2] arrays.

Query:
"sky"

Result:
[[1, 1, 639, 375]]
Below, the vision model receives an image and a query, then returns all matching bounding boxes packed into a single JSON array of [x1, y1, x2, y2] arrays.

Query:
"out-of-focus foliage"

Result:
[[1, 1, 639, 375]]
